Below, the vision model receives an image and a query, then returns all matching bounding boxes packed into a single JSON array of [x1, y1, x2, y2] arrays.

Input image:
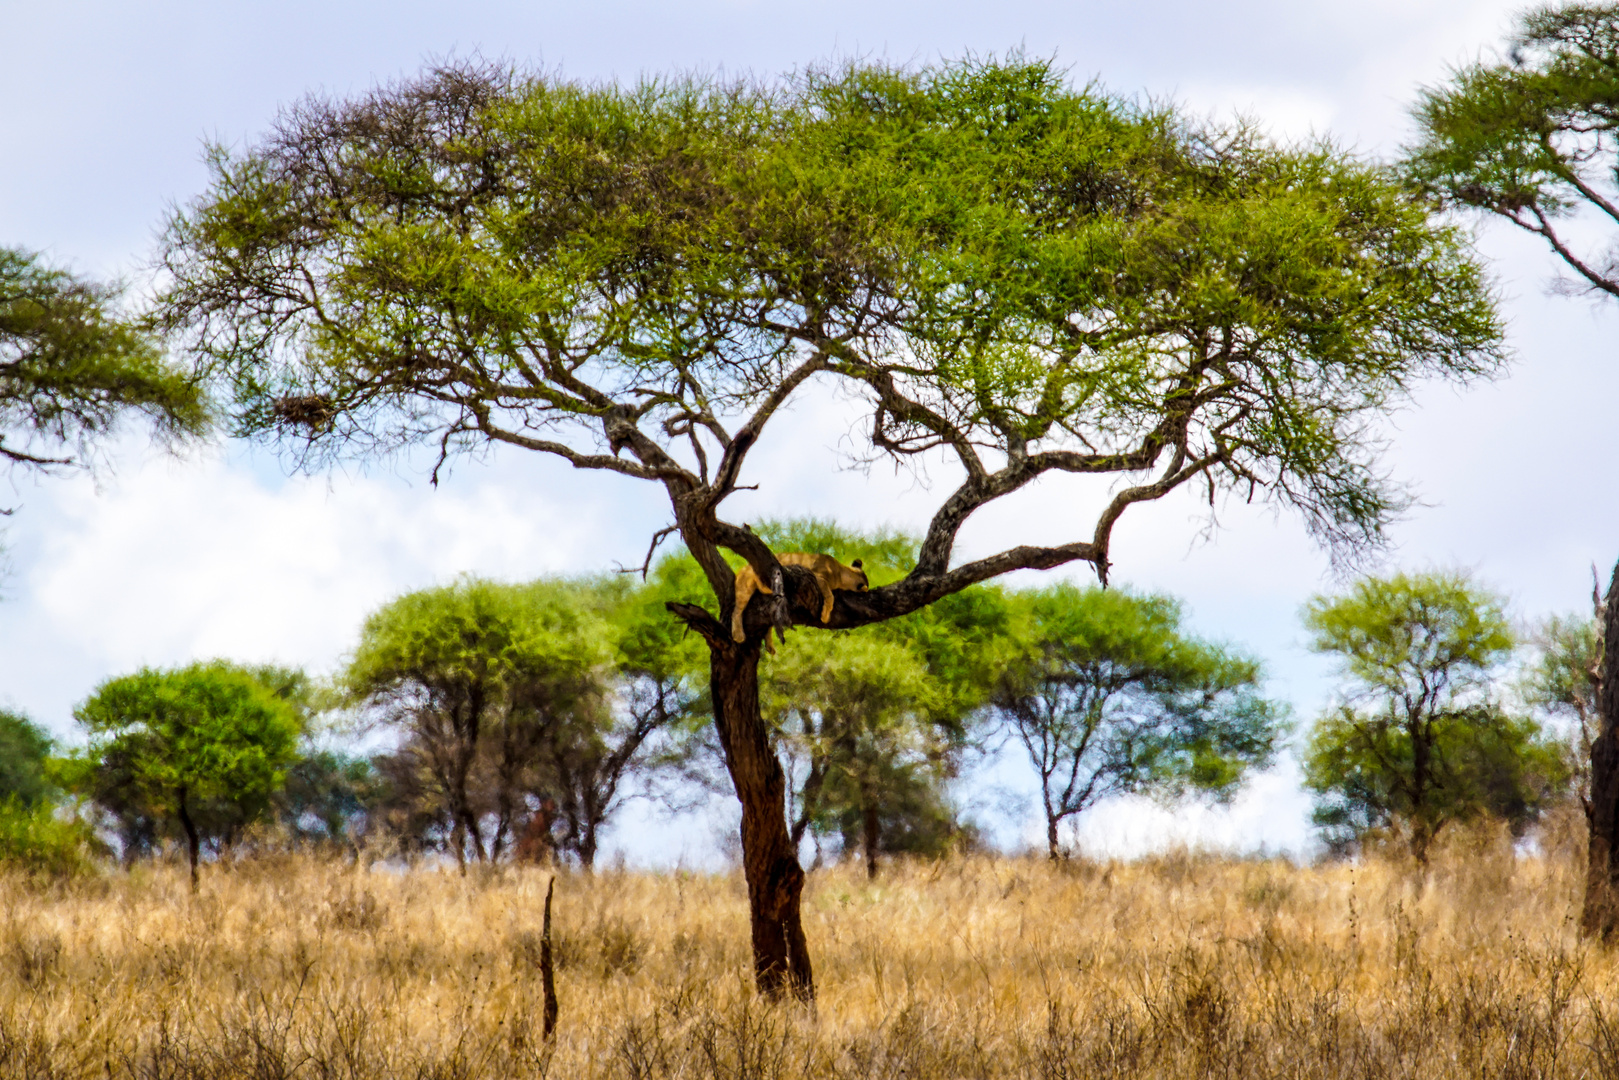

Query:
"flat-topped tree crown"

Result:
[[158, 55, 1505, 999], [158, 57, 1500, 627]]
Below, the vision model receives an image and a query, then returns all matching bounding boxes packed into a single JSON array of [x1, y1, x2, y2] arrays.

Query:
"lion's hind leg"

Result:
[[731, 578, 757, 642]]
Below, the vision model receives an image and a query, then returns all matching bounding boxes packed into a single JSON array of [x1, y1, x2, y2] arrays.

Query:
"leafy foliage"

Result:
[[1518, 612, 1599, 806], [0, 799, 98, 877], [158, 56, 1504, 613], [1302, 571, 1568, 857], [0, 709, 55, 808], [0, 246, 207, 474], [1306, 704, 1568, 856], [274, 750, 382, 848], [1402, 3, 1619, 300], [347, 574, 699, 867]]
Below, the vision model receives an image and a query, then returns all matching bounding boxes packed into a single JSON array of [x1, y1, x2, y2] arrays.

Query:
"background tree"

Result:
[[0, 709, 97, 877], [1401, 1, 1619, 929], [534, 576, 706, 868], [767, 630, 946, 878], [344, 577, 614, 868], [1302, 571, 1568, 861], [993, 584, 1282, 861], [346, 574, 694, 869], [274, 749, 380, 851], [1403, 3, 1619, 303], [58, 661, 304, 889], [0, 708, 55, 807], [0, 246, 206, 478], [1520, 611, 1600, 807], [158, 58, 1504, 999]]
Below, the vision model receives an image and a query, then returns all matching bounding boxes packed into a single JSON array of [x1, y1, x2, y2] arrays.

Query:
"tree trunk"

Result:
[[579, 818, 598, 872], [1408, 711, 1432, 865], [1047, 813, 1061, 862], [673, 602, 813, 1002], [176, 786, 201, 894], [1583, 560, 1619, 938], [862, 798, 880, 881]]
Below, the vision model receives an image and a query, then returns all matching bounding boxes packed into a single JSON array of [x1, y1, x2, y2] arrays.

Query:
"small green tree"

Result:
[[993, 584, 1283, 861], [767, 629, 947, 877], [539, 574, 708, 868], [0, 709, 98, 877], [348, 575, 696, 869], [1520, 612, 1600, 806], [63, 662, 304, 888], [275, 750, 381, 849], [0, 246, 207, 476], [1302, 571, 1567, 860]]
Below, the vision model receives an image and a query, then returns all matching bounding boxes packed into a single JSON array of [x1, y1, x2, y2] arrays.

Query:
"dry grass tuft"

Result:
[[3, 823, 1618, 1078]]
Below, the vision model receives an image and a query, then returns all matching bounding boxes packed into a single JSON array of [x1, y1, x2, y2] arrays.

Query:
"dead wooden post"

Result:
[[542, 875, 558, 1039]]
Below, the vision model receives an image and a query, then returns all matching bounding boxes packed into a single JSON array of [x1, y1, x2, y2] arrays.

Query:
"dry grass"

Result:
[[3, 821, 1619, 1078]]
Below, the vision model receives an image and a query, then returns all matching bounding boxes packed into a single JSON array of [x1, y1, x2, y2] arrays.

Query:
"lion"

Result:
[[731, 553, 869, 644]]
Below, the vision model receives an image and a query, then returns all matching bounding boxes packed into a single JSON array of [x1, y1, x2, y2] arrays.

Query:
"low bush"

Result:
[[0, 800, 96, 878]]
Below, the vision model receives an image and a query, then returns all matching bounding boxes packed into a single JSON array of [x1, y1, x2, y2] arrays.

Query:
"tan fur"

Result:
[[731, 553, 869, 643]]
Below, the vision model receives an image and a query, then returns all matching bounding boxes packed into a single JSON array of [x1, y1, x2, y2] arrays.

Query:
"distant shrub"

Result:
[[0, 709, 56, 807], [0, 799, 97, 877]]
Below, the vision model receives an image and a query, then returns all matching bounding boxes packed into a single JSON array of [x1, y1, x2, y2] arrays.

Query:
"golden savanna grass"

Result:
[[3, 820, 1619, 1078]]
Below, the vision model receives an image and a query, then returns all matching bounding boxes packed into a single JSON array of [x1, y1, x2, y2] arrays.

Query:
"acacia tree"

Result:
[[539, 576, 706, 869], [1520, 612, 1601, 807], [1401, 0, 1619, 935], [994, 584, 1282, 861], [158, 59, 1503, 999], [769, 628, 945, 878], [344, 577, 614, 868], [1302, 571, 1568, 861], [350, 575, 692, 868], [1403, 3, 1619, 301], [0, 709, 54, 807], [60, 661, 304, 890]]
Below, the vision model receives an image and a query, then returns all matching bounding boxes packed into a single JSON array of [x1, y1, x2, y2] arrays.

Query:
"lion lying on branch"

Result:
[[731, 553, 869, 645]]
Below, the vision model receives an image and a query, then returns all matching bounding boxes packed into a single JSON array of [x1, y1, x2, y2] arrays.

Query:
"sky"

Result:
[[3, 0, 1616, 865]]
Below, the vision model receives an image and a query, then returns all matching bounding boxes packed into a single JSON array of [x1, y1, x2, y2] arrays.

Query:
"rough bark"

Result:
[[1583, 560, 1619, 938], [670, 601, 813, 1002]]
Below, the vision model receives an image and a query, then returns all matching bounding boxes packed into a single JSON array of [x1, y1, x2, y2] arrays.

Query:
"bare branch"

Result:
[[707, 351, 830, 508], [472, 413, 684, 482], [617, 525, 679, 579]]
